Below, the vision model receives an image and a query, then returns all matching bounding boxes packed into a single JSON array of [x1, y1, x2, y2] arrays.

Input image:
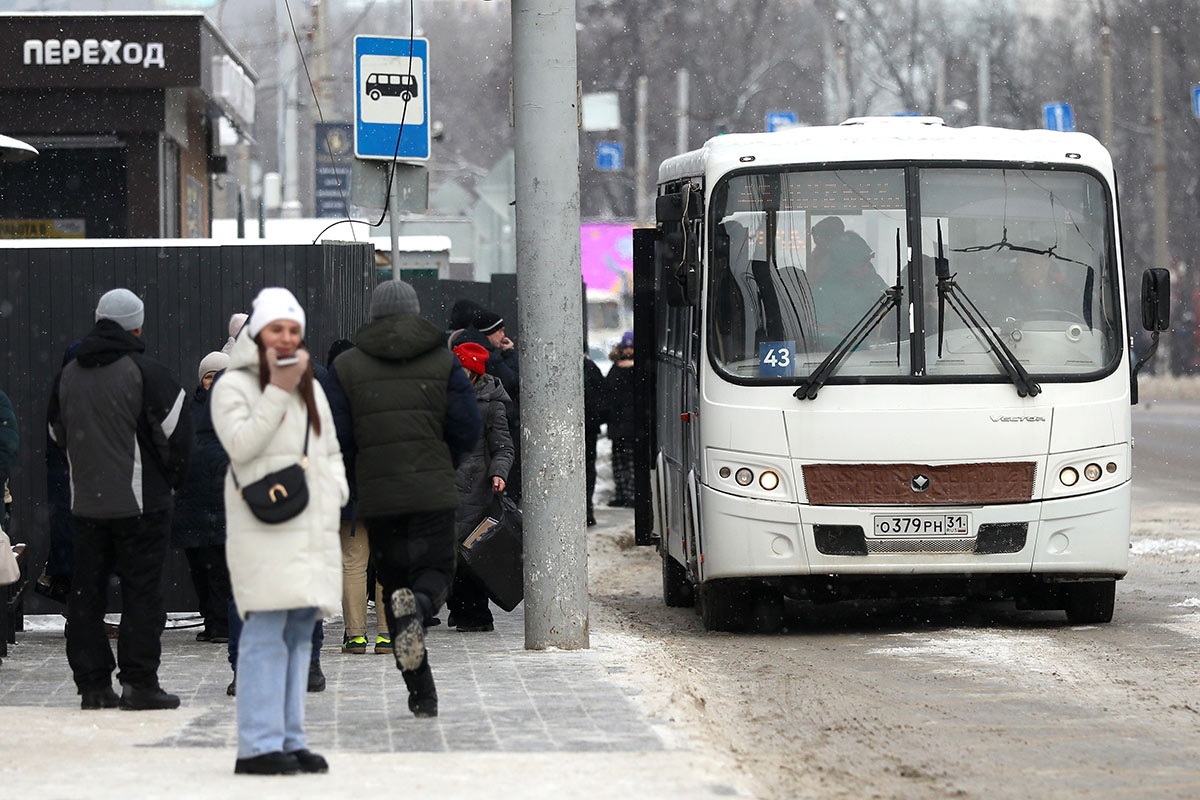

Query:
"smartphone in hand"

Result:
[[275, 356, 300, 367]]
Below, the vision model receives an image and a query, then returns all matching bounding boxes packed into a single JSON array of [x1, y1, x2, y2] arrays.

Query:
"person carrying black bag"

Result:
[[447, 342, 514, 632], [211, 287, 348, 776]]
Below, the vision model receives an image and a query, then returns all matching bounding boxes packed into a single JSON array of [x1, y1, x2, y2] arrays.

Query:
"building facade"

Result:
[[0, 12, 255, 239]]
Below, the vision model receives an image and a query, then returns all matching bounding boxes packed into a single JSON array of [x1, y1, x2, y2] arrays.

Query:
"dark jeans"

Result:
[[183, 544, 231, 637], [612, 438, 636, 503], [367, 509, 456, 637], [46, 502, 75, 578], [586, 430, 599, 515], [66, 511, 170, 692], [226, 596, 323, 671]]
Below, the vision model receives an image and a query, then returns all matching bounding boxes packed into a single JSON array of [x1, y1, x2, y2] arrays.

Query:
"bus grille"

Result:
[[803, 462, 1037, 505], [866, 538, 975, 554]]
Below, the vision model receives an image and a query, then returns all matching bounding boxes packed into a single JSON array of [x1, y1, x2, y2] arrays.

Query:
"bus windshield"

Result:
[[707, 166, 1121, 385]]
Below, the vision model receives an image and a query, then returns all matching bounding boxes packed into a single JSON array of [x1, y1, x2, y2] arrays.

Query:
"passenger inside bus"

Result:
[[806, 215, 844, 285], [810, 231, 888, 344]]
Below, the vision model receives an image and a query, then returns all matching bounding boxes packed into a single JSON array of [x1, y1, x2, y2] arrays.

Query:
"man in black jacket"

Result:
[[327, 280, 480, 718], [48, 288, 191, 711]]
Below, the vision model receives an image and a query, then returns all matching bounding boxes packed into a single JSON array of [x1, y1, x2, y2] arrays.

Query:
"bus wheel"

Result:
[[661, 552, 694, 608], [753, 587, 785, 634], [369, 90, 381, 101], [699, 580, 755, 632], [401, 91, 412, 102], [1064, 580, 1116, 624]]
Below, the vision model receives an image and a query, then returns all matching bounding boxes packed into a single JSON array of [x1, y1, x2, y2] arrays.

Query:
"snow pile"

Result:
[[1130, 538, 1200, 557]]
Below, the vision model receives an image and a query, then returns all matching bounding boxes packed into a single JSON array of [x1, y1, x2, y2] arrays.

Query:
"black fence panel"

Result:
[[0, 241, 375, 613], [1, 241, 517, 615]]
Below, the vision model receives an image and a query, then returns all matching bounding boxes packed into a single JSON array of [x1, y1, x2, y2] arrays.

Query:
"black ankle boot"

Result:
[[402, 654, 438, 718]]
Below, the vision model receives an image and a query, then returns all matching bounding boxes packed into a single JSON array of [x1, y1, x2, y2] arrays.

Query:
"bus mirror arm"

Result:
[[1132, 330, 1161, 379]]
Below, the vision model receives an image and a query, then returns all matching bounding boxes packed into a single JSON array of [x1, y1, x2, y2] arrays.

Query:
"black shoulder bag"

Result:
[[229, 413, 310, 524]]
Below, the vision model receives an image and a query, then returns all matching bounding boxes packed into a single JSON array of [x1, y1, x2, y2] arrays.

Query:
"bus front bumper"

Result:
[[697, 482, 1130, 582]]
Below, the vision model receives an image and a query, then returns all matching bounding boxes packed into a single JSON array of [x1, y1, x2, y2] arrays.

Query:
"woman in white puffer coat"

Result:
[[211, 287, 348, 777]]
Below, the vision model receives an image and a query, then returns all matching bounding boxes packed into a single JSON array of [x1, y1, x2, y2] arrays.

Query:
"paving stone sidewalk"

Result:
[[0, 600, 752, 799]]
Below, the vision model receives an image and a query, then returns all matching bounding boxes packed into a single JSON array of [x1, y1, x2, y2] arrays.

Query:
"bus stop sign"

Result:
[[355, 35, 430, 161]]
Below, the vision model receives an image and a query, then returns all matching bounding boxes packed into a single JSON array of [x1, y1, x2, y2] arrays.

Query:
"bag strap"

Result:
[[229, 410, 310, 490]]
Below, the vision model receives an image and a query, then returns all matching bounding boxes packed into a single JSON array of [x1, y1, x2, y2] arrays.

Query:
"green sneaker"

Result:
[[374, 635, 393, 655], [342, 635, 367, 654]]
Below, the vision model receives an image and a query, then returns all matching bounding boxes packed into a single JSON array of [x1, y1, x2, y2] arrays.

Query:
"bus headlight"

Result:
[[735, 468, 754, 486], [759, 470, 780, 491], [1059, 467, 1079, 487], [1084, 463, 1103, 482]]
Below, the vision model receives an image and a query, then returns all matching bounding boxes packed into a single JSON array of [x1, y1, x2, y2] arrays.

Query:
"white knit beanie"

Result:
[[247, 287, 306, 339], [197, 351, 230, 383]]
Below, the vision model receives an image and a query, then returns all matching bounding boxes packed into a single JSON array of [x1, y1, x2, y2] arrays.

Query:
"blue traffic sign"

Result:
[[355, 35, 430, 161], [1043, 102, 1075, 132], [1192, 86, 1200, 119], [766, 110, 798, 132], [596, 142, 624, 172]]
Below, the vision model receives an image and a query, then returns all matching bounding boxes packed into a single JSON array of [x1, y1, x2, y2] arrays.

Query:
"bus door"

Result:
[[650, 182, 705, 573]]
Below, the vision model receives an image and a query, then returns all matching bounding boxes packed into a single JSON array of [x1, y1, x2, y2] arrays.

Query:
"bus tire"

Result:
[[401, 91, 412, 102], [369, 90, 381, 101], [661, 552, 694, 608], [1064, 580, 1116, 624], [753, 587, 785, 634], [699, 580, 754, 632]]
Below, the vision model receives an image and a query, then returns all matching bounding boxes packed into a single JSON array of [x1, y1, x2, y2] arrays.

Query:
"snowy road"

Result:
[[588, 400, 1200, 799]]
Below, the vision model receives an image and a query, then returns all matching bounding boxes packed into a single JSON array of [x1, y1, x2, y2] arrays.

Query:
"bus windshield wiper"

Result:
[[795, 231, 904, 401], [934, 222, 1041, 398]]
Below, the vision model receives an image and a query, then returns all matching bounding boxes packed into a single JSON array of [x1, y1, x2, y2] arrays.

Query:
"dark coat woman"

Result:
[[172, 353, 233, 642], [448, 342, 514, 632], [172, 383, 229, 549], [605, 333, 637, 506], [453, 372, 514, 542]]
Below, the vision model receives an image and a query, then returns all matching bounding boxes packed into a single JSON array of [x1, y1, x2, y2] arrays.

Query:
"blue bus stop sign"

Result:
[[596, 142, 624, 172], [1192, 86, 1200, 119], [1043, 102, 1075, 132], [355, 35, 430, 161]]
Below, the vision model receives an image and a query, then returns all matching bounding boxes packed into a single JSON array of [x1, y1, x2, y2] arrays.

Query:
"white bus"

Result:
[[632, 117, 1170, 631]]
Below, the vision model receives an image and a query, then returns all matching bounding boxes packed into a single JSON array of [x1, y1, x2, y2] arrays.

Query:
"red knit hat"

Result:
[[454, 342, 490, 375]]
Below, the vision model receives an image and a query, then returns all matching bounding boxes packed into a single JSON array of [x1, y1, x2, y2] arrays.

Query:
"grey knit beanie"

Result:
[[95, 288, 145, 331], [370, 280, 420, 320]]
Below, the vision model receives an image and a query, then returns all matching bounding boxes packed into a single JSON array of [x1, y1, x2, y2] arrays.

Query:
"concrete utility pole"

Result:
[[1100, 23, 1113, 149], [635, 76, 649, 225], [675, 68, 690, 155], [1150, 25, 1172, 374], [276, 0, 302, 218], [976, 46, 990, 126], [511, 0, 588, 650]]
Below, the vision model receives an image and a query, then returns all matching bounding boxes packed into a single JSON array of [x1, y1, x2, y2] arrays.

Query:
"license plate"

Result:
[[873, 514, 971, 537]]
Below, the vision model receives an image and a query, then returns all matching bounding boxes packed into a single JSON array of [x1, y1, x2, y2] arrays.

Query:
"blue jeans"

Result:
[[227, 596, 323, 671], [235, 607, 318, 759]]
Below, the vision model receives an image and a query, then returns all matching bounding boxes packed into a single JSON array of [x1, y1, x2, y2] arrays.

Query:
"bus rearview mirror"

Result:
[[1141, 268, 1170, 332]]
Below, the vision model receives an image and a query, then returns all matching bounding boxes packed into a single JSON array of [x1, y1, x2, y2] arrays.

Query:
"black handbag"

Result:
[[230, 414, 310, 524], [459, 494, 523, 612]]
